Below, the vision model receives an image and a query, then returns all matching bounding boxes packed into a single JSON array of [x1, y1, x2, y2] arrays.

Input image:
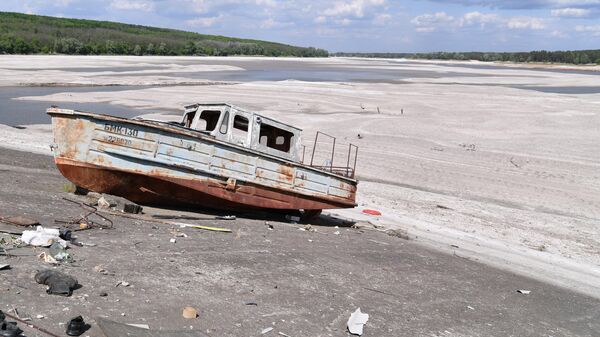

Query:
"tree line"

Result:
[[0, 12, 328, 57], [333, 50, 600, 65]]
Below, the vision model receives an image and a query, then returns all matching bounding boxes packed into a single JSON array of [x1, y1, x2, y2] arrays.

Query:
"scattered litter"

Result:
[[302, 224, 315, 232], [261, 327, 274, 334], [123, 203, 143, 214], [182, 307, 198, 319], [127, 323, 150, 329], [4, 310, 59, 337], [97, 197, 112, 209], [333, 231, 340, 235], [0, 264, 10, 270], [436, 204, 452, 210], [362, 209, 381, 216], [49, 242, 73, 262], [116, 281, 130, 287], [66, 315, 88, 336], [265, 222, 273, 230], [285, 215, 300, 224], [467, 306, 475, 310], [94, 265, 107, 274], [459, 143, 477, 151], [97, 317, 206, 337], [245, 302, 258, 306], [0, 216, 40, 227], [21, 226, 67, 247], [36, 314, 45, 319], [216, 215, 236, 220], [347, 308, 369, 336], [450, 244, 459, 248], [278, 332, 291, 337], [58, 228, 72, 241], [59, 197, 114, 230], [517, 289, 531, 295], [35, 269, 79, 297], [386, 228, 410, 240], [0, 320, 23, 337], [99, 292, 108, 297], [170, 238, 177, 243], [38, 252, 58, 265], [176, 223, 232, 233]]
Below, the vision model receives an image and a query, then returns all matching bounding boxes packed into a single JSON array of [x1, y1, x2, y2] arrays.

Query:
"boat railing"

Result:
[[303, 131, 358, 179]]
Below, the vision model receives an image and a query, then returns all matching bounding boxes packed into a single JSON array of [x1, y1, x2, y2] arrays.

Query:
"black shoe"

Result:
[[0, 321, 22, 337], [66, 316, 87, 336]]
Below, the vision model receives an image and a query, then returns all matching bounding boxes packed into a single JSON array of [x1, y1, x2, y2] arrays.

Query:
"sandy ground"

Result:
[[1, 148, 599, 337], [1, 55, 599, 298]]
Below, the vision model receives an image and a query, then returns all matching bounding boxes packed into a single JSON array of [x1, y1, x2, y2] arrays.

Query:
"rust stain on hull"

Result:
[[56, 157, 354, 211]]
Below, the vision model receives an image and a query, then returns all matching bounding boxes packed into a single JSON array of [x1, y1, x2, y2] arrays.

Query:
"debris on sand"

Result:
[[517, 289, 531, 295], [459, 143, 476, 151], [362, 209, 381, 216], [261, 327, 274, 334], [35, 269, 79, 297], [182, 307, 198, 319], [21, 226, 67, 247], [123, 203, 143, 214], [0, 216, 40, 227], [386, 228, 410, 240], [66, 315, 88, 336], [347, 308, 369, 336]]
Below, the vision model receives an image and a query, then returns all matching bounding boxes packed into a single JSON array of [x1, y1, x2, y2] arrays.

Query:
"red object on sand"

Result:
[[362, 209, 382, 216]]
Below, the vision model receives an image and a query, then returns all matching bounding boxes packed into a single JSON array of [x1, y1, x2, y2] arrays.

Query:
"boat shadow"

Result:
[[142, 204, 355, 228]]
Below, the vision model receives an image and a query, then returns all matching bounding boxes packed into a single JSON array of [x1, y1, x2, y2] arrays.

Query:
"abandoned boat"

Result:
[[47, 104, 358, 215]]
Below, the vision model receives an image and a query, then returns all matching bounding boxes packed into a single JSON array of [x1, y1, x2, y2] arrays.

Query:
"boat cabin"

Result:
[[181, 103, 303, 163]]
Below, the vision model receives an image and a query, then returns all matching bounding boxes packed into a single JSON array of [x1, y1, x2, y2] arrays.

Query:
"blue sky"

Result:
[[1, 0, 599, 52]]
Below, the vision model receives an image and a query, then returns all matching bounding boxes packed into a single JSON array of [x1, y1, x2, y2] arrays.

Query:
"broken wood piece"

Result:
[[0, 216, 40, 227]]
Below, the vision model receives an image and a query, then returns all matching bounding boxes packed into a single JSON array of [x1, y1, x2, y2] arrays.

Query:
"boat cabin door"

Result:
[[228, 109, 252, 147]]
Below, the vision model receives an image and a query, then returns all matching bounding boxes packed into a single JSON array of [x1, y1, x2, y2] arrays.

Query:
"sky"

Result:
[[0, 0, 599, 52]]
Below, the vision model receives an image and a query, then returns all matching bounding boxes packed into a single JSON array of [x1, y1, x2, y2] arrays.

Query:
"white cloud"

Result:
[[314, 16, 327, 24], [550, 30, 568, 37], [323, 0, 386, 18], [334, 18, 352, 25], [459, 11, 499, 27], [373, 13, 391, 25], [255, 0, 277, 7], [186, 14, 223, 27], [575, 24, 600, 35], [260, 17, 294, 29], [411, 12, 455, 32], [551, 7, 591, 17], [506, 17, 546, 30], [109, 0, 154, 12]]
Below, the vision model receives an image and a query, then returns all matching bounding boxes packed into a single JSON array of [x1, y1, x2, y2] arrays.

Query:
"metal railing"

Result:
[[306, 131, 358, 179]]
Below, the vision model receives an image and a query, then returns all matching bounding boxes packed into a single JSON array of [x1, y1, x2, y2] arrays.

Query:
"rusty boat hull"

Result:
[[48, 108, 357, 212]]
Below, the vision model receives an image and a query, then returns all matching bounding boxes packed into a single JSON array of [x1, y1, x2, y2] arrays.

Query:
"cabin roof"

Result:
[[184, 103, 303, 132]]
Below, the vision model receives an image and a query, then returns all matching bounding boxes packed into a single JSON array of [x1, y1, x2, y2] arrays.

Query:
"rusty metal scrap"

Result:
[[55, 197, 113, 230]]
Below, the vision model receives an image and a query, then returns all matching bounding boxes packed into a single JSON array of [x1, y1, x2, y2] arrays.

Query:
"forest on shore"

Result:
[[332, 50, 600, 65], [0, 12, 328, 57]]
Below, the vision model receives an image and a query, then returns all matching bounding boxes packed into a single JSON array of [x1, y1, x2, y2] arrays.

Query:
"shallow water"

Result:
[[1, 59, 598, 125], [0, 86, 166, 125]]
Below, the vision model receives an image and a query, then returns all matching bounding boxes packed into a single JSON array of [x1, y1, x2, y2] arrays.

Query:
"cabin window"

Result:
[[232, 115, 249, 139], [219, 111, 229, 134], [196, 110, 221, 132], [184, 111, 196, 128], [259, 123, 293, 153]]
